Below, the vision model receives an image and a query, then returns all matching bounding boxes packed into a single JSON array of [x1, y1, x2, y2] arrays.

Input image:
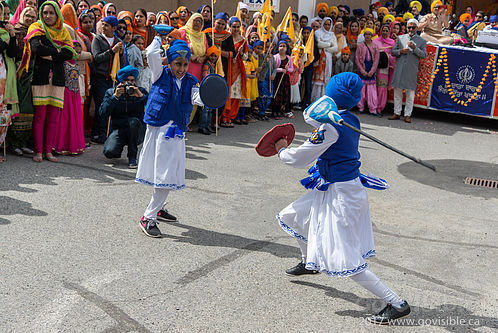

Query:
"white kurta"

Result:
[[135, 36, 202, 190], [277, 123, 375, 277]]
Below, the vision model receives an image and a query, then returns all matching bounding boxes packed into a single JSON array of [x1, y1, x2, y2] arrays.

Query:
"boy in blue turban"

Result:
[[273, 72, 411, 324], [136, 37, 202, 238]]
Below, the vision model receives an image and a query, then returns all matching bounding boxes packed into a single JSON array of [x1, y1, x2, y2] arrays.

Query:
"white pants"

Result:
[[393, 88, 415, 117], [144, 188, 170, 220], [350, 268, 404, 308]]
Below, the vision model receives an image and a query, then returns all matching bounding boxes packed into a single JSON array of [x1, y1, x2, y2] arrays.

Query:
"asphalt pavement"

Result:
[[1, 108, 497, 332]]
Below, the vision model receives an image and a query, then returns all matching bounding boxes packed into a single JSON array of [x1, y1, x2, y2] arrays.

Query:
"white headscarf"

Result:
[[315, 17, 334, 43]]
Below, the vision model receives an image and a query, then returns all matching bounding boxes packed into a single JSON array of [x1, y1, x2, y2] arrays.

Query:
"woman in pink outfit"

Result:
[[373, 24, 396, 115], [355, 28, 380, 116]]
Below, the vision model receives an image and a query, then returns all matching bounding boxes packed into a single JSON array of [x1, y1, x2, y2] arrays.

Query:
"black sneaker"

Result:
[[128, 158, 138, 169], [139, 216, 161, 238], [285, 262, 319, 276], [367, 302, 411, 325], [157, 209, 177, 222]]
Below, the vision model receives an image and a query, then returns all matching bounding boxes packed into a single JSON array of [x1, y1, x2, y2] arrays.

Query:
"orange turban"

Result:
[[125, 21, 132, 33], [206, 45, 221, 58], [168, 29, 182, 40], [341, 46, 351, 54], [431, 0, 442, 13], [316, 3, 329, 14], [460, 13, 471, 24], [377, 7, 389, 16]]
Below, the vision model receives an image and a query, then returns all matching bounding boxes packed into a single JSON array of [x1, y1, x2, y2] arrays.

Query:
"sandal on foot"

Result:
[[33, 155, 43, 163], [45, 154, 58, 163]]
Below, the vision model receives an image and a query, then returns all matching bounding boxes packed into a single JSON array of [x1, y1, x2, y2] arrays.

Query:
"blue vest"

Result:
[[316, 111, 361, 183], [143, 67, 199, 131]]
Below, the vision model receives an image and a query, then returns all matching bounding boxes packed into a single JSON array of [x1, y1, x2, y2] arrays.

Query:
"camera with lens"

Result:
[[123, 81, 135, 96]]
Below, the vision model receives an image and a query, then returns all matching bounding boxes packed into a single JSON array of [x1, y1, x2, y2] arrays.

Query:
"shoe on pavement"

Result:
[[285, 262, 319, 276], [388, 114, 401, 120], [198, 127, 211, 135], [157, 209, 177, 222], [128, 158, 138, 169], [372, 112, 383, 118], [404, 116, 412, 123], [139, 216, 161, 238], [367, 302, 411, 325]]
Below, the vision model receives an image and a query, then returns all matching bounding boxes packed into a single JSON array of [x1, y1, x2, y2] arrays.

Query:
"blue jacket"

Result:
[[143, 67, 199, 131], [317, 111, 361, 183]]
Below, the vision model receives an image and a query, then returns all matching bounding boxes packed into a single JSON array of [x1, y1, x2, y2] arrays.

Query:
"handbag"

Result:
[[378, 51, 389, 69]]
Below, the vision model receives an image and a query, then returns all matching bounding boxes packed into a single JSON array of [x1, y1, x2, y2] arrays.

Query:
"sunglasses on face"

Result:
[[117, 27, 126, 31], [170, 16, 179, 20], [407, 26, 416, 29], [476, 15, 483, 18]]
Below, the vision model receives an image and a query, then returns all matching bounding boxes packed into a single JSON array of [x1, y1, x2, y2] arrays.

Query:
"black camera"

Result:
[[123, 82, 135, 96], [0, 21, 7, 29]]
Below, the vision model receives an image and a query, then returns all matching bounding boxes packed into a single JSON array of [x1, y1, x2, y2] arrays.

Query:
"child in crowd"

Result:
[[137, 50, 152, 92], [290, 45, 304, 113], [132, 34, 145, 50], [335, 46, 354, 74], [198, 45, 220, 135], [236, 46, 256, 125], [271, 40, 293, 119], [254, 40, 275, 121], [127, 35, 144, 73], [136, 38, 202, 237]]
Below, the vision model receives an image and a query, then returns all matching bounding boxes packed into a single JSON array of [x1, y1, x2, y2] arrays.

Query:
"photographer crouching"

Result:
[[99, 66, 148, 168]]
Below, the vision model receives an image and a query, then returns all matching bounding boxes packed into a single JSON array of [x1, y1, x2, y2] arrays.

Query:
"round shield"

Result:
[[152, 24, 174, 36], [255, 123, 296, 157], [200, 74, 229, 109]]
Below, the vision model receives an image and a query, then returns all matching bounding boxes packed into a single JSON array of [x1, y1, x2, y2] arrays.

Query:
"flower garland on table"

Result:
[[416, 48, 498, 106]]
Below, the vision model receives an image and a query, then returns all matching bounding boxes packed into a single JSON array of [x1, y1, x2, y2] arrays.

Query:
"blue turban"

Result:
[[490, 15, 498, 23], [167, 39, 191, 63], [197, 5, 206, 13], [215, 12, 229, 22], [353, 8, 365, 16], [385, 2, 393, 7], [343, 5, 351, 13], [117, 65, 139, 83], [253, 40, 264, 48], [229, 16, 240, 26], [303, 26, 312, 32], [102, 15, 118, 27], [325, 72, 363, 110], [280, 33, 290, 41]]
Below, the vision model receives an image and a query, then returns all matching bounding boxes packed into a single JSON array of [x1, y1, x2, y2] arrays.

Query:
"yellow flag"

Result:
[[277, 7, 295, 45], [261, 13, 272, 46], [260, 0, 272, 15], [304, 29, 315, 67], [110, 52, 120, 83], [236, 3, 244, 34]]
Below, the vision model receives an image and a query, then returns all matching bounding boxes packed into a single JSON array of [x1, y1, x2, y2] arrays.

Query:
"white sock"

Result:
[[350, 269, 404, 308], [297, 239, 307, 263], [144, 188, 170, 220]]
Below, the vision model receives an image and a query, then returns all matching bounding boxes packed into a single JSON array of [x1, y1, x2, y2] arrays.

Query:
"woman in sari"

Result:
[[355, 28, 380, 115], [467, 11, 486, 41], [117, 10, 133, 25], [198, 4, 212, 30], [147, 12, 156, 26], [419, 0, 453, 45], [56, 4, 88, 154], [168, 11, 180, 29], [311, 17, 337, 102], [373, 24, 395, 114], [180, 13, 207, 81], [133, 8, 155, 47], [76, 0, 89, 16], [205, 13, 237, 127], [221, 17, 247, 127], [95, 2, 116, 34], [156, 11, 169, 25], [0, 3, 18, 162], [9, 0, 36, 25], [78, 11, 94, 134], [177, 6, 190, 28], [346, 20, 360, 71], [333, 21, 346, 71], [19, 1, 76, 162]]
